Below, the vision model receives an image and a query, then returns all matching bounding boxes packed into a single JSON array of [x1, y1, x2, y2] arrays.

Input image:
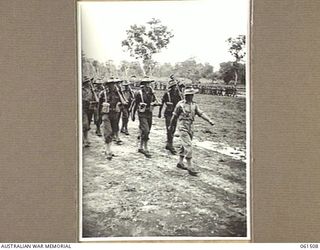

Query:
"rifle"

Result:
[[149, 84, 161, 107], [170, 74, 184, 100], [87, 78, 99, 111], [115, 85, 128, 105], [89, 81, 99, 103]]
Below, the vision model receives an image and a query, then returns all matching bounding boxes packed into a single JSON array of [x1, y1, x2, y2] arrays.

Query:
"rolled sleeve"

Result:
[[195, 104, 204, 117]]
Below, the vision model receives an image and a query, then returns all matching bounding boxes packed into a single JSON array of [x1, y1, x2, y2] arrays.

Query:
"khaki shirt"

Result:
[[173, 100, 204, 134]]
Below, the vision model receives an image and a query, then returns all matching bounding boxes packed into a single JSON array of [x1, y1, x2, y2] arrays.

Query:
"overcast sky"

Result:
[[79, 0, 248, 70]]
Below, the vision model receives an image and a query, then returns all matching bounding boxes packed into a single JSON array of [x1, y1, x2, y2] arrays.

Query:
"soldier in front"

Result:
[[169, 87, 214, 176]]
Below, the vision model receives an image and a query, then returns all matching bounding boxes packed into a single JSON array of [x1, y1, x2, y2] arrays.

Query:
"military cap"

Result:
[[83, 75, 93, 83], [103, 77, 115, 84], [167, 79, 177, 89], [93, 78, 103, 84], [140, 76, 154, 85], [114, 78, 123, 83], [104, 77, 122, 84], [184, 87, 199, 95], [178, 81, 186, 87], [122, 80, 130, 86]]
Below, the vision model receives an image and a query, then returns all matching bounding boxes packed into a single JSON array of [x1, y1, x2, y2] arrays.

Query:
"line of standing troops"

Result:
[[82, 75, 214, 176], [199, 85, 237, 97]]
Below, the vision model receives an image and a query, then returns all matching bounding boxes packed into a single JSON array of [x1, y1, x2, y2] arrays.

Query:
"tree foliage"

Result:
[[227, 35, 246, 63], [226, 35, 246, 85], [81, 51, 245, 85], [219, 61, 246, 85], [121, 18, 174, 75]]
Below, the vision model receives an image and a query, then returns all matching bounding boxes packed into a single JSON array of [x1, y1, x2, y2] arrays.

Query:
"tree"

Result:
[[92, 60, 99, 76], [122, 18, 174, 75], [128, 61, 144, 77], [226, 35, 246, 85], [201, 63, 214, 79], [174, 58, 203, 83], [219, 62, 235, 84], [219, 61, 245, 85], [158, 62, 174, 78], [143, 59, 158, 76], [105, 60, 117, 76], [120, 60, 130, 78]]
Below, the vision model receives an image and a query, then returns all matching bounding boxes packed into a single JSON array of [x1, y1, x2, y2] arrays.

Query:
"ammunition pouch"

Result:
[[101, 102, 110, 114], [138, 102, 147, 113], [165, 102, 174, 112]]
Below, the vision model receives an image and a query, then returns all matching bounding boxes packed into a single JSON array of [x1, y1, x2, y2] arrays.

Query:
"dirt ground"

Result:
[[82, 92, 247, 238]]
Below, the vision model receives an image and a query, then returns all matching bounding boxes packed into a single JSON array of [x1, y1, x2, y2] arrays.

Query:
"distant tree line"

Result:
[[82, 53, 246, 85]]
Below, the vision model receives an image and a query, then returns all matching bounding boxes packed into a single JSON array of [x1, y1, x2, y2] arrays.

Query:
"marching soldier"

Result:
[[131, 77, 159, 158], [91, 78, 104, 136], [82, 76, 95, 147], [169, 87, 214, 176], [158, 78, 183, 154], [113, 79, 127, 143], [98, 77, 124, 160], [120, 81, 134, 135]]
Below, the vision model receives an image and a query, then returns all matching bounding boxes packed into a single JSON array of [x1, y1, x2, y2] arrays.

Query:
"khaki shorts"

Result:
[[138, 111, 152, 142], [102, 112, 120, 143], [179, 130, 193, 159], [82, 110, 89, 132]]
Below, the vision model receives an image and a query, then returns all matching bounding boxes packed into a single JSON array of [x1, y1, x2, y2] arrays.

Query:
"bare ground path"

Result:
[[82, 95, 247, 238]]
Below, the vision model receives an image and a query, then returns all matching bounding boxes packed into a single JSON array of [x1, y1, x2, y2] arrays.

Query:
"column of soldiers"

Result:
[[82, 74, 214, 176], [198, 85, 237, 97]]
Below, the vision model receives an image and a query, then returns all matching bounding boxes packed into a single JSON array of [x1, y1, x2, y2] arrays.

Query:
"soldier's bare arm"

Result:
[[158, 93, 166, 118], [196, 104, 214, 126]]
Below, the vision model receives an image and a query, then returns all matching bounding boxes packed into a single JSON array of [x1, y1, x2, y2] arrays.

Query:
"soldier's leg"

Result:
[[112, 112, 122, 145], [94, 108, 102, 136], [165, 114, 171, 143], [102, 114, 113, 159], [121, 107, 129, 135], [144, 113, 152, 154], [183, 132, 197, 175], [138, 115, 146, 151], [138, 114, 151, 157], [176, 130, 189, 170], [87, 109, 94, 130], [83, 111, 90, 147], [165, 114, 176, 154]]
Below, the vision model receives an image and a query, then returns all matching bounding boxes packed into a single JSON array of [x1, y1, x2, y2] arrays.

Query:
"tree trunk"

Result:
[[234, 69, 238, 86]]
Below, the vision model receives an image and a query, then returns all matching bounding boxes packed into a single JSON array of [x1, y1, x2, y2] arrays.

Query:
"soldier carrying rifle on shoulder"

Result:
[[131, 76, 161, 158], [98, 77, 124, 160], [120, 80, 134, 135], [158, 74, 184, 154], [82, 75, 95, 147], [91, 78, 104, 136]]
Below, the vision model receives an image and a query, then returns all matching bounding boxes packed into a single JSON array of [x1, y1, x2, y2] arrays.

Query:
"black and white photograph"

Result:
[[79, 0, 249, 240]]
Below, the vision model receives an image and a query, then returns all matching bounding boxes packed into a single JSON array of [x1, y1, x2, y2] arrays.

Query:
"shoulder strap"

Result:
[[167, 91, 171, 103], [104, 89, 108, 102], [191, 102, 196, 117], [180, 100, 186, 114], [139, 90, 145, 103]]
